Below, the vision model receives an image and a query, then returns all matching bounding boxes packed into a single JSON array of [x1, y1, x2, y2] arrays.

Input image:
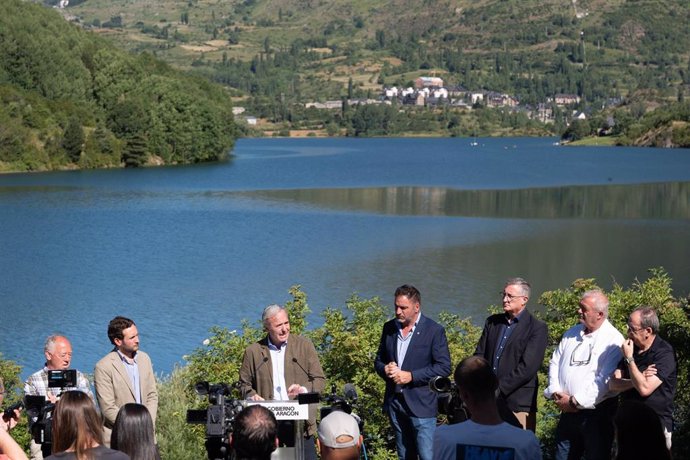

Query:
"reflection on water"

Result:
[[237, 182, 690, 219], [0, 185, 82, 194], [3, 137, 690, 380]]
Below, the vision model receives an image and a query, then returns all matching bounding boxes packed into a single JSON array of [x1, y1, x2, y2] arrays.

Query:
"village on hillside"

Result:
[[301, 76, 599, 125]]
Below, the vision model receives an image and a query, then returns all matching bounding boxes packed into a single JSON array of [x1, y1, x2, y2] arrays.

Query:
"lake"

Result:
[[1, 137, 690, 380]]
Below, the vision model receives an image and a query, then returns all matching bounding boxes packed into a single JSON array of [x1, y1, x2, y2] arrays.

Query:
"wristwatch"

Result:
[[624, 356, 634, 365]]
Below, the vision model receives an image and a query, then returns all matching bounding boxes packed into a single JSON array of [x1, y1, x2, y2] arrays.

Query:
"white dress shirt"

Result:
[[268, 339, 289, 400], [544, 319, 624, 409]]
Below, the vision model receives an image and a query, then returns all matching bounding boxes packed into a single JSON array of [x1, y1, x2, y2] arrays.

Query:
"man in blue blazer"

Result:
[[474, 277, 548, 431], [375, 285, 451, 460]]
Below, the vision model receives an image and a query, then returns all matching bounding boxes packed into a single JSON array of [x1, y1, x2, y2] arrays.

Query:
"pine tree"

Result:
[[62, 117, 84, 163], [122, 132, 148, 168]]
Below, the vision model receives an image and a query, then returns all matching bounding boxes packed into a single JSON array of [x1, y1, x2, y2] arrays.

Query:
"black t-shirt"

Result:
[[46, 445, 130, 460], [617, 336, 677, 431]]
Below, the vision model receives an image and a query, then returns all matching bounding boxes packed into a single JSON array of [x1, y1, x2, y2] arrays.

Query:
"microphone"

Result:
[[292, 357, 314, 382], [343, 383, 358, 402]]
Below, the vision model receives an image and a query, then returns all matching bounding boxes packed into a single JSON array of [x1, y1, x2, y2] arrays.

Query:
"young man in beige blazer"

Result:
[[94, 316, 158, 445]]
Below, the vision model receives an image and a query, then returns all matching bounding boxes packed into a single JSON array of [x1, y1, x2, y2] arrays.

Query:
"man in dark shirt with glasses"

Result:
[[474, 277, 547, 431], [609, 307, 677, 450]]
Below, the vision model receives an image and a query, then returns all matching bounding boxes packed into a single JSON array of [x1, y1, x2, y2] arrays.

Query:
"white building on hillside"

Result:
[[415, 76, 444, 89]]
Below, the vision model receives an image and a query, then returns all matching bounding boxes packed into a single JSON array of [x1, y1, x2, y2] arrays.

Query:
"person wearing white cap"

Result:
[[317, 411, 362, 460]]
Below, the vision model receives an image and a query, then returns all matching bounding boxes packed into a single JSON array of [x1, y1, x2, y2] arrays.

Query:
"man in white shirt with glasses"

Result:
[[544, 289, 624, 460]]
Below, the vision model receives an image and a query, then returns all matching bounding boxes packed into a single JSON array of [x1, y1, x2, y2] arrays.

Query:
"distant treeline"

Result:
[[0, 0, 238, 172], [563, 101, 690, 147]]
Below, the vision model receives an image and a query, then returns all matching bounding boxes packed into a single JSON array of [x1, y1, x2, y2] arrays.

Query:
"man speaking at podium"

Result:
[[239, 304, 326, 460]]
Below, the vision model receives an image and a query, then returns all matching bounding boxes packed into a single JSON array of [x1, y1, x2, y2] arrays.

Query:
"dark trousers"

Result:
[[555, 397, 617, 460]]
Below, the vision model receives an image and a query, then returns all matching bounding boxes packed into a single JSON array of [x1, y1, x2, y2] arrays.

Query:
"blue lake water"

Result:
[[1, 137, 690, 380]]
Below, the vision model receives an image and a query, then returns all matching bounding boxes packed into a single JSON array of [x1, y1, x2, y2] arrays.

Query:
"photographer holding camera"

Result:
[[1, 376, 28, 460], [1, 377, 22, 433], [24, 335, 94, 460]]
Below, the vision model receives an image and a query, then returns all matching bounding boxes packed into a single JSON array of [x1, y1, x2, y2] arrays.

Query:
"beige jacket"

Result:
[[94, 349, 158, 443]]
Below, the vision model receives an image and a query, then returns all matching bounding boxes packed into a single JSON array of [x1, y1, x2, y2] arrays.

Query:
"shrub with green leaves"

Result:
[[155, 268, 690, 459], [0, 353, 30, 450]]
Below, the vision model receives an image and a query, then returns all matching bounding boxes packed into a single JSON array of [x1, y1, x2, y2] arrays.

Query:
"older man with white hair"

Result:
[[25, 335, 93, 460], [544, 289, 624, 460], [239, 304, 326, 460]]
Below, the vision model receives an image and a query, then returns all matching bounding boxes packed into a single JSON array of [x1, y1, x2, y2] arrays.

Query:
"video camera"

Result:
[[320, 383, 363, 433], [429, 376, 468, 424], [429, 376, 521, 428], [25, 369, 79, 457], [186, 381, 245, 460]]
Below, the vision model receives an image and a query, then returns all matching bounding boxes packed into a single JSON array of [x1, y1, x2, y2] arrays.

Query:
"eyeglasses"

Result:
[[570, 341, 593, 366], [627, 324, 644, 333], [500, 291, 526, 301], [49, 352, 72, 359]]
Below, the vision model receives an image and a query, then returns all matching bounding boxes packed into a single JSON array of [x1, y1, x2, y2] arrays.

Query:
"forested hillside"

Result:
[[0, 0, 237, 172], [13, 0, 690, 146], [53, 0, 690, 141]]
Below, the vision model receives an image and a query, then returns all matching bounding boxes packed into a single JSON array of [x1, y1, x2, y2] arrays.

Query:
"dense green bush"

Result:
[[3, 270, 687, 458], [157, 269, 689, 459], [0, 353, 30, 450]]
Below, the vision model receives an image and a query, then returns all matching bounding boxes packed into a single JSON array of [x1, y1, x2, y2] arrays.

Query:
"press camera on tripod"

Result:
[[429, 375, 520, 428], [25, 369, 78, 457], [320, 383, 367, 460], [320, 383, 361, 430], [186, 381, 245, 460], [429, 376, 468, 424]]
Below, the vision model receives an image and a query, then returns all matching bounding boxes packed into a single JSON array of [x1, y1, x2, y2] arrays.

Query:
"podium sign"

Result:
[[247, 400, 310, 460], [247, 400, 309, 420]]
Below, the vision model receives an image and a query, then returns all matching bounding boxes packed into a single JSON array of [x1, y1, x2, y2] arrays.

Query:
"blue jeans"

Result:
[[555, 398, 616, 460], [389, 396, 436, 460]]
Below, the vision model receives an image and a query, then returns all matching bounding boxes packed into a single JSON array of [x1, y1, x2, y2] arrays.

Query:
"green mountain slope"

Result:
[[1, 0, 238, 172], [52, 0, 689, 141], [63, 0, 689, 100]]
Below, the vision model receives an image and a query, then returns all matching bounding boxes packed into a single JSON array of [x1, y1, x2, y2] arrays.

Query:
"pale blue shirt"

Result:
[[396, 315, 419, 367], [117, 350, 141, 404], [268, 338, 288, 400]]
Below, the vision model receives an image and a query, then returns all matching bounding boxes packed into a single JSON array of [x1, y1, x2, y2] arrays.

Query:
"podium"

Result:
[[247, 400, 309, 460]]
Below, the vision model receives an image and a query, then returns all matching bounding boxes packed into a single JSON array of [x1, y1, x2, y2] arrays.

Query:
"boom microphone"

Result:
[[292, 357, 314, 382]]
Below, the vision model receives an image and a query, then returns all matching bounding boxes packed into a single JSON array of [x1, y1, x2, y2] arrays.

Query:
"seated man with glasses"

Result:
[[24, 335, 93, 460], [544, 290, 624, 460], [474, 277, 548, 431]]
